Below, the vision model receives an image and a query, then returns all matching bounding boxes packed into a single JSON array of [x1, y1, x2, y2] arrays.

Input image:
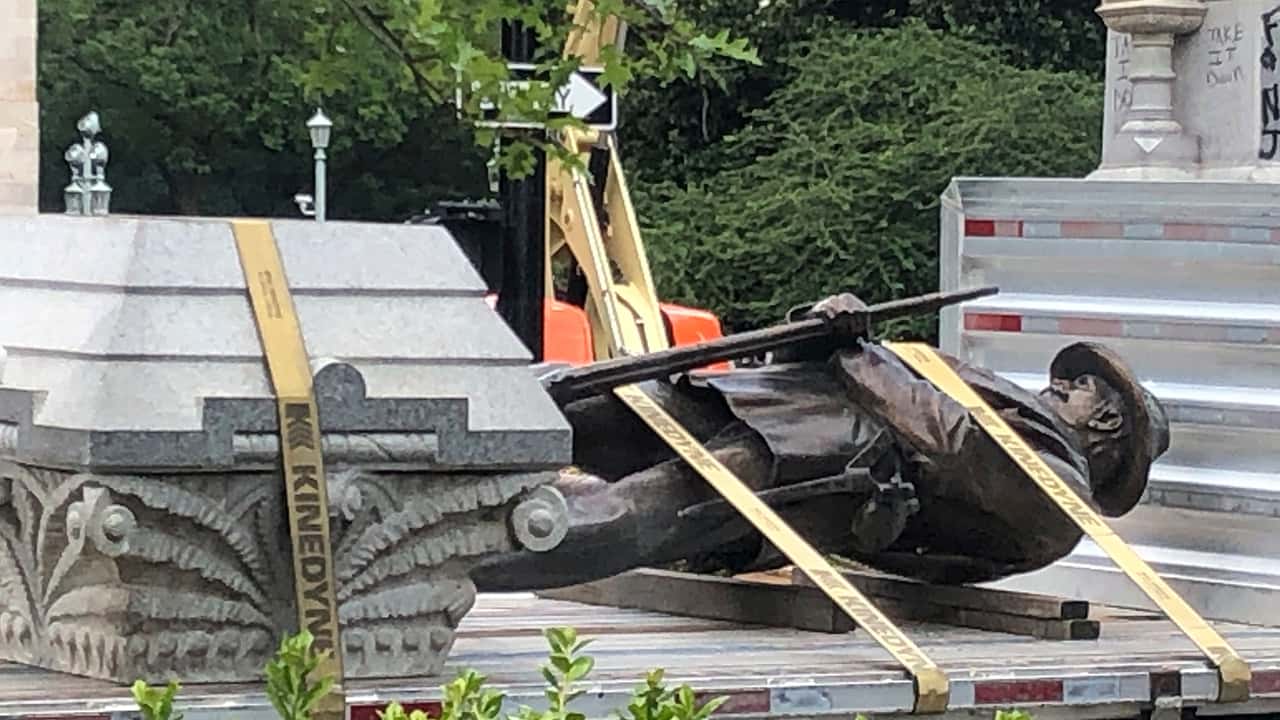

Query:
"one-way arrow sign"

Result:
[[558, 70, 610, 120], [464, 63, 618, 132]]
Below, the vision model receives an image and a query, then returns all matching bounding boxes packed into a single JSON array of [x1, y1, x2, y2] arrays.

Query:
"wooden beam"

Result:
[[537, 569, 855, 633], [790, 568, 1089, 619], [789, 568, 1100, 640], [538, 567, 1101, 641]]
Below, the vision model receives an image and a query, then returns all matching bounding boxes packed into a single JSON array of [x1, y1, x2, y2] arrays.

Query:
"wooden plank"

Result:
[[873, 598, 1100, 641], [791, 567, 1089, 619], [537, 568, 1099, 641], [789, 567, 1099, 640], [537, 569, 855, 633]]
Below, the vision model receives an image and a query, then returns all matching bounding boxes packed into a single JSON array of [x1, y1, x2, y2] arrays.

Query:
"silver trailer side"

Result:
[[938, 177, 1280, 625]]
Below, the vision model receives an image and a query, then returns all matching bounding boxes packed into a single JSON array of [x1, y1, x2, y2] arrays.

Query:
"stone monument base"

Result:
[[0, 213, 572, 684], [0, 461, 552, 683]]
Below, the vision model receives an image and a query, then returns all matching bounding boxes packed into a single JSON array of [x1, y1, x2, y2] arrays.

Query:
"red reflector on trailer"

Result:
[[1252, 669, 1280, 694], [965, 313, 1022, 332], [974, 679, 1064, 704], [350, 701, 443, 720], [964, 219, 1023, 237], [966, 219, 997, 236]]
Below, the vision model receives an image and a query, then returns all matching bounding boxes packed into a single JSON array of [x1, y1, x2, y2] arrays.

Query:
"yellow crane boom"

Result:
[[545, 0, 672, 359]]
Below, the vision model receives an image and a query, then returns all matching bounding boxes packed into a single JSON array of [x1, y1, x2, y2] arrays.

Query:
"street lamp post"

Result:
[[307, 109, 332, 222]]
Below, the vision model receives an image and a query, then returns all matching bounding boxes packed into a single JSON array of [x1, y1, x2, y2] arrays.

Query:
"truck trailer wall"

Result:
[[938, 177, 1280, 625]]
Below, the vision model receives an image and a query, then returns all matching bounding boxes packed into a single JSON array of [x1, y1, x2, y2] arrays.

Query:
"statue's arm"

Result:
[[831, 341, 1092, 488], [829, 341, 980, 459]]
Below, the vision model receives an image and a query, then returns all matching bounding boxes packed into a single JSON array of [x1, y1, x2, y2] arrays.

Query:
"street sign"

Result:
[[461, 63, 618, 132]]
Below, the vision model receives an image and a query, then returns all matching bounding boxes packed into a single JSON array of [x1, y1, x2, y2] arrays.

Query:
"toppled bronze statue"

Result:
[[472, 292, 1170, 591]]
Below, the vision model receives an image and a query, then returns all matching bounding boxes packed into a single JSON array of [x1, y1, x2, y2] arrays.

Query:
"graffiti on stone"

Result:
[[1261, 7, 1280, 159], [1112, 32, 1133, 133], [1206, 22, 1245, 86]]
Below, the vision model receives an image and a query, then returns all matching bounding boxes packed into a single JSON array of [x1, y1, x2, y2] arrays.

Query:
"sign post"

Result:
[[476, 64, 617, 131], [494, 21, 548, 360]]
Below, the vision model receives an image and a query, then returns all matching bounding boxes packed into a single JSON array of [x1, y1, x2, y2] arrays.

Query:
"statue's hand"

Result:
[[809, 293, 868, 320], [806, 293, 870, 337]]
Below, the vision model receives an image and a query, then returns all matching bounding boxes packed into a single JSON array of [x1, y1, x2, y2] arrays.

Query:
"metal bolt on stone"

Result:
[[63, 112, 112, 216], [511, 486, 570, 552]]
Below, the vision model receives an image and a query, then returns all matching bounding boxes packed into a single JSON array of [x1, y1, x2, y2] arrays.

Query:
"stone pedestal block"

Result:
[[0, 216, 574, 682], [1099, 0, 1280, 180]]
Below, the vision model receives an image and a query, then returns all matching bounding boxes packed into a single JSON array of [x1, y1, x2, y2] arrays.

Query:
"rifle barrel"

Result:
[[545, 286, 998, 403]]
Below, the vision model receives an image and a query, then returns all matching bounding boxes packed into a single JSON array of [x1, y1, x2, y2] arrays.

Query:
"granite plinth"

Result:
[[0, 215, 573, 682], [0, 215, 570, 471]]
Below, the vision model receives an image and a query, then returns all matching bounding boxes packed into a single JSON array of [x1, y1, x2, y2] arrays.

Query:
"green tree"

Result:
[[38, 0, 759, 217], [633, 21, 1103, 338], [619, 0, 1109, 185], [617, 1, 809, 183], [908, 0, 1108, 76], [336, 0, 760, 178], [38, 0, 487, 218]]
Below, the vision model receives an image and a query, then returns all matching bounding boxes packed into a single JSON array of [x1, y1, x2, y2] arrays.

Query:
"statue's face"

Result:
[[1041, 374, 1129, 485], [1040, 374, 1124, 433]]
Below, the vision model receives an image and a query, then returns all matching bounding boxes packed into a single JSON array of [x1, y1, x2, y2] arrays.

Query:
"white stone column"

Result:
[[1091, 0, 1207, 179], [0, 0, 39, 214]]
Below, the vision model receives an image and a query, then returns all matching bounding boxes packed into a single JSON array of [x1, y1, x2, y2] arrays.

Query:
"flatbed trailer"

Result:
[[3, 592, 1279, 720]]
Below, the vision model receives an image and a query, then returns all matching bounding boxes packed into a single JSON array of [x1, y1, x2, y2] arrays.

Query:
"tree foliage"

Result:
[[618, 0, 834, 184], [37, 0, 758, 216], [908, 0, 1108, 76], [302, 0, 760, 178], [38, 0, 489, 217], [620, 0, 1108, 183], [633, 21, 1103, 337]]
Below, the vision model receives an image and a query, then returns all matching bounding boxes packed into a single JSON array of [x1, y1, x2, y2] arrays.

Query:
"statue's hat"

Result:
[[1049, 342, 1170, 517]]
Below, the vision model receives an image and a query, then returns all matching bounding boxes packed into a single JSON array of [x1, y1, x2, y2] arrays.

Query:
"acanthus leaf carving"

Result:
[[0, 462, 555, 682]]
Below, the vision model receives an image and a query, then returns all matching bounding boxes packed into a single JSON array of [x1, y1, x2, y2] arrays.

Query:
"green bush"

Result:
[[131, 627, 728, 720], [633, 20, 1102, 338], [132, 626, 1041, 720]]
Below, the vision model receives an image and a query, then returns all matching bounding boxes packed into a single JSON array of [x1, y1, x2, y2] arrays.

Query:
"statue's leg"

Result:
[[469, 422, 773, 592], [558, 380, 740, 481]]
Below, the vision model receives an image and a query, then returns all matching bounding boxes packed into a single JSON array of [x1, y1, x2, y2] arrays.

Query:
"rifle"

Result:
[[545, 286, 999, 404]]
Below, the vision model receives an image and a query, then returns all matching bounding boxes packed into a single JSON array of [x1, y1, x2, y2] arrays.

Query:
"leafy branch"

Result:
[[264, 630, 337, 720], [131, 679, 184, 720], [313, 0, 760, 178]]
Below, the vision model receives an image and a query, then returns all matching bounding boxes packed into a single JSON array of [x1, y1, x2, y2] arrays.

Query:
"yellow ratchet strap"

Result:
[[884, 341, 1250, 703], [232, 220, 346, 720], [613, 384, 950, 714]]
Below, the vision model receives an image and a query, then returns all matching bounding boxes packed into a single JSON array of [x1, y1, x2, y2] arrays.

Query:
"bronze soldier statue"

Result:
[[471, 293, 1170, 591]]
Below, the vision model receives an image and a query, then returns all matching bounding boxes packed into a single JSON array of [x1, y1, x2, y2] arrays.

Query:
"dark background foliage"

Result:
[[38, 0, 1108, 336]]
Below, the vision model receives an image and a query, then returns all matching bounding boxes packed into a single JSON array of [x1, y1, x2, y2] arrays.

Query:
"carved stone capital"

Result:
[[0, 460, 555, 682]]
